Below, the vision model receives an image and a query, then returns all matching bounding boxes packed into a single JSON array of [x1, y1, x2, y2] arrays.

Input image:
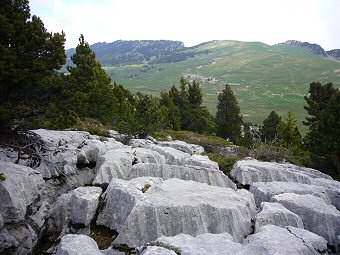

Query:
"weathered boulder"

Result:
[[55, 234, 103, 255], [184, 154, 219, 171], [230, 160, 313, 185], [92, 149, 134, 187], [128, 163, 236, 189], [45, 193, 71, 238], [129, 139, 154, 148], [0, 162, 46, 254], [244, 225, 328, 255], [97, 177, 255, 247], [32, 129, 94, 178], [272, 193, 340, 246], [132, 148, 166, 165], [0, 162, 44, 223], [156, 232, 256, 255], [141, 246, 177, 255], [70, 187, 102, 226], [311, 177, 340, 210], [157, 140, 204, 155], [250, 181, 331, 206], [254, 202, 304, 232]]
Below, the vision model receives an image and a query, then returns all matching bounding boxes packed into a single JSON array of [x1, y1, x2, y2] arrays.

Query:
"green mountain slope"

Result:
[[68, 40, 340, 130]]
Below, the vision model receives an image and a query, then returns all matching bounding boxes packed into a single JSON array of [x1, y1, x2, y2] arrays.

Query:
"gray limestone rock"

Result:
[[231, 160, 314, 185], [92, 149, 134, 187], [55, 234, 104, 255], [286, 226, 328, 253], [254, 202, 304, 232], [70, 186, 102, 226], [157, 232, 256, 255], [147, 144, 191, 165], [128, 163, 236, 189], [157, 140, 204, 155], [0, 213, 3, 229], [141, 246, 177, 255], [250, 181, 331, 206], [244, 225, 327, 255], [45, 193, 72, 237], [184, 154, 219, 171], [272, 193, 340, 246], [132, 147, 166, 165], [0, 162, 44, 223], [129, 139, 154, 148], [97, 177, 255, 247], [311, 177, 340, 210]]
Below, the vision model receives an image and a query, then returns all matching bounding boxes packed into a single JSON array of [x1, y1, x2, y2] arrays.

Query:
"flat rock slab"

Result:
[[156, 232, 256, 255], [128, 163, 236, 189], [71, 186, 102, 226], [97, 177, 255, 247], [255, 202, 304, 232], [272, 193, 340, 246], [0, 162, 44, 223], [147, 144, 191, 165], [230, 160, 324, 186], [157, 140, 204, 155], [55, 234, 104, 255], [250, 181, 331, 206], [244, 225, 328, 255]]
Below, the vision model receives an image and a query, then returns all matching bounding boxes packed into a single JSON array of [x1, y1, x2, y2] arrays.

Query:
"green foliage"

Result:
[[278, 111, 301, 148], [216, 84, 243, 143], [135, 94, 169, 136], [160, 92, 181, 131], [205, 153, 240, 175], [303, 82, 340, 176], [169, 77, 215, 133], [261, 111, 282, 142], [73, 118, 111, 137], [0, 172, 6, 182], [64, 35, 119, 125], [155, 130, 233, 152], [0, 0, 66, 131], [149, 241, 181, 254]]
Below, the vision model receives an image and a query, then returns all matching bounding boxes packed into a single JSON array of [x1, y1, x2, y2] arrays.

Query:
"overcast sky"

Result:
[[30, 0, 340, 50]]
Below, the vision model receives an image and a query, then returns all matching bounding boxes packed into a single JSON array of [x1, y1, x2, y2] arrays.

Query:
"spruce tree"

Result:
[[0, 0, 66, 130], [160, 92, 181, 130], [216, 84, 243, 143], [303, 82, 340, 174], [278, 111, 301, 148], [261, 111, 282, 142]]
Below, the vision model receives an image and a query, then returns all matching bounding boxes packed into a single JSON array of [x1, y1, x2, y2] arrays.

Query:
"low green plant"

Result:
[[73, 118, 111, 137], [141, 184, 151, 193], [205, 153, 241, 175], [155, 130, 233, 151], [0, 172, 6, 182], [149, 241, 181, 254]]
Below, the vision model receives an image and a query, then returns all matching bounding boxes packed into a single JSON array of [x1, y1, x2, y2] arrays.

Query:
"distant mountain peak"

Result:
[[280, 40, 327, 57]]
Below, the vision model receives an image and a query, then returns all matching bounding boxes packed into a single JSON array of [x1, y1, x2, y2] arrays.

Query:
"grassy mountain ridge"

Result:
[[67, 40, 340, 131]]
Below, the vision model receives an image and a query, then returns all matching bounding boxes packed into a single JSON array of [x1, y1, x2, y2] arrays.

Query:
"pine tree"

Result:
[[64, 35, 119, 124], [0, 0, 66, 130], [279, 111, 301, 148], [303, 82, 340, 174], [216, 84, 243, 143], [261, 111, 282, 142], [160, 92, 181, 130]]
